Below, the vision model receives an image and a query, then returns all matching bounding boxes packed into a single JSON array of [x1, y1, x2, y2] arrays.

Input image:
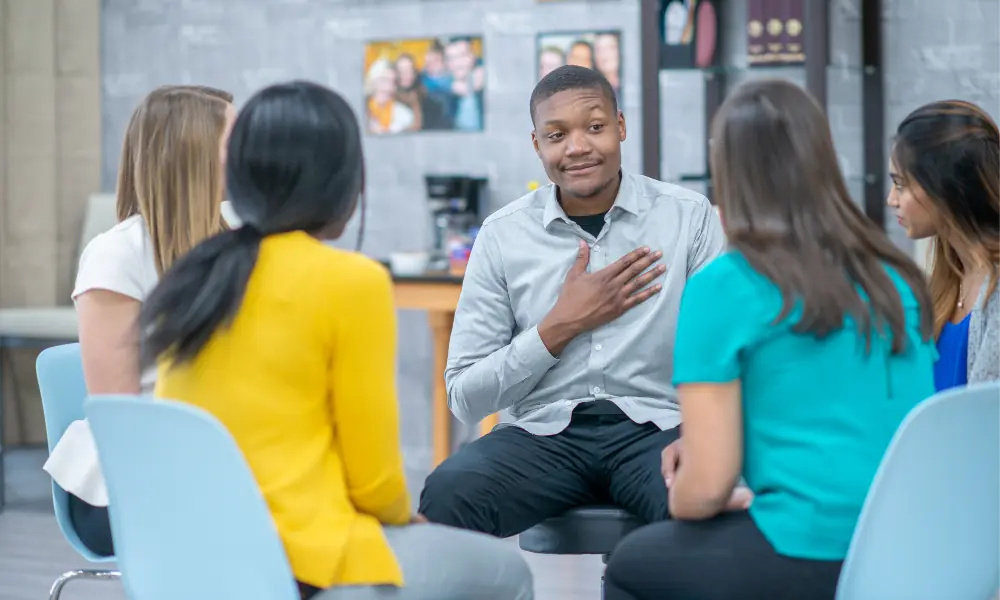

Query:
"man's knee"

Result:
[[418, 460, 503, 535]]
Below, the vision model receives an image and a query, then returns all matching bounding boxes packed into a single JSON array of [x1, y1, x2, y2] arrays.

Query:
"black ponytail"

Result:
[[139, 226, 262, 370], [139, 80, 366, 371]]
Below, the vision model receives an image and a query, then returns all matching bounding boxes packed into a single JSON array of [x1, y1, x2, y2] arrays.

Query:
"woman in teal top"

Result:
[[604, 79, 937, 600]]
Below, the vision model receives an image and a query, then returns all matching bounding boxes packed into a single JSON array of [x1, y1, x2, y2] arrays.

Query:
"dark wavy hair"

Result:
[[710, 79, 933, 352], [892, 100, 1000, 337], [139, 80, 365, 369]]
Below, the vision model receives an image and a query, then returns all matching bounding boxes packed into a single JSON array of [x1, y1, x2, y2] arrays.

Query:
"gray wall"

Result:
[[100, 0, 999, 491]]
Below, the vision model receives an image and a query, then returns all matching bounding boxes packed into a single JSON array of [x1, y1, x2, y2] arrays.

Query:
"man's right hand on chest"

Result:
[[538, 240, 665, 356]]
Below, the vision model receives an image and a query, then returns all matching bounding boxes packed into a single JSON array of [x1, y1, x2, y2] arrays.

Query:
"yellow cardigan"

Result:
[[156, 232, 410, 588]]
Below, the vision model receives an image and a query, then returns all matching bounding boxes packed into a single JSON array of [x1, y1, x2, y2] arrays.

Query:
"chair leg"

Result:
[[49, 569, 121, 600], [0, 350, 5, 514], [602, 553, 609, 599]]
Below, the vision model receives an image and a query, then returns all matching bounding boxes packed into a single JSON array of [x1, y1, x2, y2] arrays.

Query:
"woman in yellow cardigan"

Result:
[[139, 80, 533, 600]]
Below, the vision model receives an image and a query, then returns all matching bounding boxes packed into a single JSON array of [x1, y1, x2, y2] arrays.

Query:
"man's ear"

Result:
[[618, 111, 627, 142], [531, 130, 540, 156]]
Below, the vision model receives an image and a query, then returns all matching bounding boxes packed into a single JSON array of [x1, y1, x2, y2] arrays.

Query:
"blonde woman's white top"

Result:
[[44, 205, 236, 506]]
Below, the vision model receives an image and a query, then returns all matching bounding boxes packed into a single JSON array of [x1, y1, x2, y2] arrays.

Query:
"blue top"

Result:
[[673, 252, 937, 560], [933, 314, 971, 392]]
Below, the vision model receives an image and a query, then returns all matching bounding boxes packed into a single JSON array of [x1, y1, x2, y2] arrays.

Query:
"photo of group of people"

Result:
[[362, 31, 621, 135], [363, 36, 485, 134], [537, 31, 622, 104]]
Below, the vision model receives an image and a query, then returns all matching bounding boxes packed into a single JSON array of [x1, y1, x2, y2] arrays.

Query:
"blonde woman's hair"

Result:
[[116, 87, 231, 274], [364, 59, 397, 96], [116, 85, 232, 223]]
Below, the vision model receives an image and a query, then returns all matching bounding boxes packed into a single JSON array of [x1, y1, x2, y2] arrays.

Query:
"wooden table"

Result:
[[392, 272, 499, 467]]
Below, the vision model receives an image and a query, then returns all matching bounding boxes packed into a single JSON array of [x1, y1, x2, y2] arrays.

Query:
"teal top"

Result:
[[673, 252, 936, 560]]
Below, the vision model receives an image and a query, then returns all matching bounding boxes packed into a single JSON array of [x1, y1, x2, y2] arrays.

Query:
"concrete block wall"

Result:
[[0, 0, 101, 445], [883, 0, 999, 249]]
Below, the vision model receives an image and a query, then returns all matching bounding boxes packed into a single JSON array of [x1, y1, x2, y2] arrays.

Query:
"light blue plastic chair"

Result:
[[86, 395, 300, 600], [36, 343, 121, 599], [837, 382, 1000, 600]]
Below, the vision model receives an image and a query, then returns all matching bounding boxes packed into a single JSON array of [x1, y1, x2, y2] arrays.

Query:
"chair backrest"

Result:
[[86, 395, 299, 600], [837, 382, 1000, 600], [37, 344, 87, 454], [35, 343, 112, 561]]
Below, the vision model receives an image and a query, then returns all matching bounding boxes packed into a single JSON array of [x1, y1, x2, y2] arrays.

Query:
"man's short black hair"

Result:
[[529, 65, 618, 126]]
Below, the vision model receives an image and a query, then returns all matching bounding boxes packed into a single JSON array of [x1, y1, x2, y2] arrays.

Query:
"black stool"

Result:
[[519, 505, 643, 598]]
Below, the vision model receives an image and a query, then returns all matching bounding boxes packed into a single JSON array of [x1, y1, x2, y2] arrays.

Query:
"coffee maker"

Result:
[[425, 175, 488, 272]]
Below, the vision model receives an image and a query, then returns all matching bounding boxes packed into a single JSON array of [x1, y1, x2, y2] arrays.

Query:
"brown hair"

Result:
[[892, 100, 1000, 337], [116, 85, 232, 222], [119, 87, 230, 274], [710, 79, 933, 352]]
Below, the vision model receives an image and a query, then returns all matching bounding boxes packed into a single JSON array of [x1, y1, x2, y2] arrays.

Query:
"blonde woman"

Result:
[[887, 100, 1000, 391], [44, 85, 236, 557]]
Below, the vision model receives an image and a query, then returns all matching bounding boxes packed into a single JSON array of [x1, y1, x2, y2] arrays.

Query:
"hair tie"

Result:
[[236, 223, 265, 241]]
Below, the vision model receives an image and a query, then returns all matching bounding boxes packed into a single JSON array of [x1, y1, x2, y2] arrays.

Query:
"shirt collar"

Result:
[[542, 170, 640, 229]]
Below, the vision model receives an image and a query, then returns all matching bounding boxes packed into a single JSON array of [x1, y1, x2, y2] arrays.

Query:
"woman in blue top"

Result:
[[603, 79, 938, 600], [887, 100, 1000, 391]]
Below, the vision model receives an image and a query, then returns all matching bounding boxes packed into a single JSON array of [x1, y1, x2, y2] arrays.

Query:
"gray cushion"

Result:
[[518, 505, 643, 556], [0, 307, 78, 341]]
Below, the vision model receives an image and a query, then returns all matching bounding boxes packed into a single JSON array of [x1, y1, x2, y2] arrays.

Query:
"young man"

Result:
[[418, 66, 726, 536]]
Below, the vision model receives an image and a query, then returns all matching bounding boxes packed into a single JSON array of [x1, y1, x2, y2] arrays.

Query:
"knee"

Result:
[[418, 463, 501, 534], [605, 526, 660, 597]]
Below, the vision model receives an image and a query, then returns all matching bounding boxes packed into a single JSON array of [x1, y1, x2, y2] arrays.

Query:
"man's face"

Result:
[[445, 41, 475, 79], [531, 88, 625, 200]]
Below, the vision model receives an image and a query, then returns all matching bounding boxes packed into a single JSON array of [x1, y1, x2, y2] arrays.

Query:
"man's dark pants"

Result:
[[418, 402, 681, 537]]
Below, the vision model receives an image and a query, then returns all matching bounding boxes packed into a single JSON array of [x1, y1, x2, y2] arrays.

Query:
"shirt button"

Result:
[[593, 244, 601, 252], [594, 343, 602, 351], [563, 399, 573, 407], [593, 386, 601, 395]]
